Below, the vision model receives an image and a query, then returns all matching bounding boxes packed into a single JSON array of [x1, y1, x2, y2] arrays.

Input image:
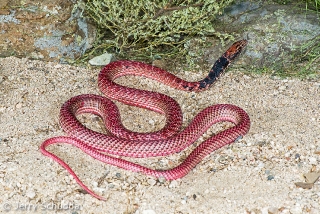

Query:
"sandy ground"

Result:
[[0, 56, 319, 214]]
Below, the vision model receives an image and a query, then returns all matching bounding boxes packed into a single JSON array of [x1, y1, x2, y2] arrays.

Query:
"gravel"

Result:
[[0, 56, 319, 213]]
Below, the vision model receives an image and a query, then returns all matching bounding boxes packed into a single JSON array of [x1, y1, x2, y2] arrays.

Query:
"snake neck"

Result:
[[181, 39, 247, 91]]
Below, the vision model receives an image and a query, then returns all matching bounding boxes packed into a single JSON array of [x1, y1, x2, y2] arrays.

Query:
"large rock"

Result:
[[0, 0, 95, 63], [214, 1, 320, 69]]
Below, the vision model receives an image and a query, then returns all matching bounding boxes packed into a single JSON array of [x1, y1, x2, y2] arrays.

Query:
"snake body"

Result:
[[40, 40, 250, 200]]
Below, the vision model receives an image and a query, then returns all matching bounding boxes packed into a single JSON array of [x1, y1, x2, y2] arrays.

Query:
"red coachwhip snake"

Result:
[[40, 40, 250, 200]]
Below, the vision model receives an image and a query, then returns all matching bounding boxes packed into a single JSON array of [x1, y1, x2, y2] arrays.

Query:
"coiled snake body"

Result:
[[40, 40, 250, 200]]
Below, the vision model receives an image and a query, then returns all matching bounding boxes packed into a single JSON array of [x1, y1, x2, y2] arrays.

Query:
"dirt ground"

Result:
[[0, 56, 319, 213]]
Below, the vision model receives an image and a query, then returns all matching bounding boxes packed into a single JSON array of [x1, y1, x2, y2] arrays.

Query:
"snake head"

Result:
[[224, 40, 248, 60]]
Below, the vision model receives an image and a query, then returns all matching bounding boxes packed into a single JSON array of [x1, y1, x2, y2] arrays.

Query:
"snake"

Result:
[[40, 40, 250, 200]]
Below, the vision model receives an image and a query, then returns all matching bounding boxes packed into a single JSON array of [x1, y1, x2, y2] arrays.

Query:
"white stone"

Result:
[[147, 178, 156, 186], [89, 52, 113, 66], [268, 207, 278, 214], [26, 189, 36, 199], [261, 207, 269, 214], [149, 119, 154, 125], [279, 85, 286, 90], [142, 210, 156, 214], [290, 204, 302, 214], [54, 64, 62, 69], [169, 180, 178, 188], [15, 103, 22, 109], [309, 157, 317, 165], [94, 181, 101, 188]]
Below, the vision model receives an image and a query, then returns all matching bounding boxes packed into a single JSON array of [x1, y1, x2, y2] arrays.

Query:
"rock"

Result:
[[147, 178, 157, 186], [148, 119, 155, 126], [142, 210, 156, 214], [267, 175, 274, 181], [169, 180, 179, 188], [0, 1, 10, 15], [279, 86, 286, 91], [268, 207, 279, 214], [308, 157, 318, 165], [158, 176, 166, 184], [304, 172, 320, 183], [0, 0, 96, 62], [294, 182, 313, 189], [290, 204, 303, 214], [26, 189, 36, 199], [89, 52, 114, 66], [115, 173, 121, 178], [211, 1, 320, 70], [15, 103, 22, 109]]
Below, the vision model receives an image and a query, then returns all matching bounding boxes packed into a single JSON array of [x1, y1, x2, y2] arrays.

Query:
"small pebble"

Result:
[[284, 152, 290, 158], [26, 189, 36, 199], [268, 207, 278, 214], [54, 64, 62, 69], [256, 162, 265, 169], [267, 175, 274, 181], [149, 119, 154, 125], [169, 180, 178, 188], [142, 210, 156, 214], [261, 207, 269, 214], [308, 157, 317, 165], [147, 178, 156, 186], [294, 182, 313, 189], [290, 204, 302, 214], [235, 135, 243, 141], [158, 176, 166, 184], [279, 85, 286, 90]]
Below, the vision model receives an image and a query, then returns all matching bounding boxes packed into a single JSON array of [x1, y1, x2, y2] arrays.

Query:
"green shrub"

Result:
[[84, 0, 234, 60]]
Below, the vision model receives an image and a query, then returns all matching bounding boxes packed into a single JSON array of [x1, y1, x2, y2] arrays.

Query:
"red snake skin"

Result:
[[40, 40, 250, 200]]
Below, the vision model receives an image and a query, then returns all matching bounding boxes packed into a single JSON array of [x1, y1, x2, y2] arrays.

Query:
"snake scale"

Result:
[[40, 40, 250, 200]]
